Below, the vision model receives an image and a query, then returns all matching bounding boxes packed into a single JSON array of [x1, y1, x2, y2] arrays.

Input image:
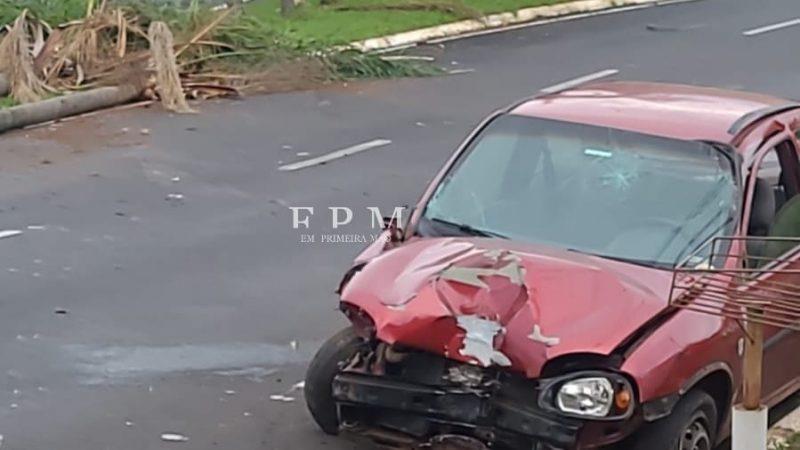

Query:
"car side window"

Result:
[[748, 139, 800, 263]]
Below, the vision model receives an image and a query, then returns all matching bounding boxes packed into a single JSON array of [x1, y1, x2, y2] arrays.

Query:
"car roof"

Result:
[[510, 81, 791, 146]]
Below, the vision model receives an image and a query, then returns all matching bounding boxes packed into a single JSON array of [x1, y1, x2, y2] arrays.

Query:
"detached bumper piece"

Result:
[[332, 372, 581, 449]]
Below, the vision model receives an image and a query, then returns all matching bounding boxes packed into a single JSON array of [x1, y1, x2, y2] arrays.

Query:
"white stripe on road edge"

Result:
[[540, 69, 619, 94], [278, 139, 392, 172], [743, 18, 800, 36]]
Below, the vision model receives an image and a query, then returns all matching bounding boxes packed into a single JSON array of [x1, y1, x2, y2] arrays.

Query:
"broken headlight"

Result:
[[539, 371, 634, 420]]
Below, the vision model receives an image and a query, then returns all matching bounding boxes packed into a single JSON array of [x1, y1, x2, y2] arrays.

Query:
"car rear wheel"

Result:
[[625, 390, 718, 450], [304, 327, 365, 435]]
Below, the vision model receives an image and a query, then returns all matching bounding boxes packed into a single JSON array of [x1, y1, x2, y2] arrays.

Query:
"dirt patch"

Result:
[[0, 111, 143, 170]]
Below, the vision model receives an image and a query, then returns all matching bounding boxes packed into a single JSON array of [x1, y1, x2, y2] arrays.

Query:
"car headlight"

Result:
[[539, 371, 635, 420], [557, 377, 614, 417]]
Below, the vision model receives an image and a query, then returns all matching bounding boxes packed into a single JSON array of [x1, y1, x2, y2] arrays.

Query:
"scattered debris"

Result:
[[224, 390, 236, 395], [415, 122, 427, 127], [160, 433, 189, 443], [243, 411, 252, 417], [380, 55, 435, 62], [296, 152, 310, 157], [54, 308, 69, 315], [448, 68, 476, 75], [165, 193, 184, 203], [289, 340, 298, 351], [9, 404, 17, 409], [0, 230, 22, 240], [269, 394, 295, 403], [140, 128, 151, 136], [646, 23, 705, 32], [213, 367, 279, 382], [171, 176, 181, 182], [124, 420, 134, 427], [26, 225, 45, 230]]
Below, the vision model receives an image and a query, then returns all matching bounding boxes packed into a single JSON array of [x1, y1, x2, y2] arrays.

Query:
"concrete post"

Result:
[[732, 405, 768, 450]]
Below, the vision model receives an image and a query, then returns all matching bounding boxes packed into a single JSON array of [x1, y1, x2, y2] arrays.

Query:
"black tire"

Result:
[[625, 390, 718, 450], [304, 327, 365, 435]]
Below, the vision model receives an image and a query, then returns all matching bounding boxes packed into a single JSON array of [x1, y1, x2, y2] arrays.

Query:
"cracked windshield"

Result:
[[423, 115, 738, 267]]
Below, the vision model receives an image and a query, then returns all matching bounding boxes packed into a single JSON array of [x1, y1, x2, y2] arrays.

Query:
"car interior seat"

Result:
[[747, 177, 777, 263], [764, 193, 800, 260]]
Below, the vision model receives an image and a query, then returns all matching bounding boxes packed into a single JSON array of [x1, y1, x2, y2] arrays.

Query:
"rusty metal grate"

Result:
[[669, 236, 800, 330]]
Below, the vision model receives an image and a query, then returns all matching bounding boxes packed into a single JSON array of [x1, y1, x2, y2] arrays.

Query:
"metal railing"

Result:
[[669, 236, 800, 330]]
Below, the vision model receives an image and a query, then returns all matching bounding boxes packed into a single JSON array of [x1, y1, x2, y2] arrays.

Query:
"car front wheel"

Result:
[[625, 390, 718, 450], [304, 327, 365, 435]]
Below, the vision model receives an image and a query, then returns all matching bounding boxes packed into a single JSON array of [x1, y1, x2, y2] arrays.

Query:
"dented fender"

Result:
[[621, 310, 740, 405]]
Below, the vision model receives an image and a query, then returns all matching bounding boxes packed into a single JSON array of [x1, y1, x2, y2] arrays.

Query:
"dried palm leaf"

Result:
[[149, 21, 194, 113], [0, 11, 49, 103]]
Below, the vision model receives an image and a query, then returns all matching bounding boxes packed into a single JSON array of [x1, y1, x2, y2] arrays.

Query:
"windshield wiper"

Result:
[[425, 216, 509, 239]]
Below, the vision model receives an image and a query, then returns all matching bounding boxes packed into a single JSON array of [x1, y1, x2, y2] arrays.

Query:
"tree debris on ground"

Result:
[[0, 0, 439, 124]]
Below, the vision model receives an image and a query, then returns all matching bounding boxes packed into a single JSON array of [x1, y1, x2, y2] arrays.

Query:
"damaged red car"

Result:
[[304, 81, 800, 449]]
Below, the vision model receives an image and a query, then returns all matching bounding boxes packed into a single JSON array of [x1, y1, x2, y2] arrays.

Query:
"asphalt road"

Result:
[[1, 0, 800, 448]]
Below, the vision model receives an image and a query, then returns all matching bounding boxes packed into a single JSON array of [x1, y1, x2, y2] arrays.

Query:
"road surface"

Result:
[[0, 0, 799, 448]]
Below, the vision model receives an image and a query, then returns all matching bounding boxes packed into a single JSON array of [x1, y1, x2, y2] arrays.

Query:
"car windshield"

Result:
[[420, 115, 739, 268]]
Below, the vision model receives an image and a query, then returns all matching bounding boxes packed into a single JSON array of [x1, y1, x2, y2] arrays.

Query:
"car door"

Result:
[[744, 133, 800, 405]]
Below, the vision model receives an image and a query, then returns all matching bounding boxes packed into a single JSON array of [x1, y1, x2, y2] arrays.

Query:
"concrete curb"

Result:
[[350, 0, 682, 52]]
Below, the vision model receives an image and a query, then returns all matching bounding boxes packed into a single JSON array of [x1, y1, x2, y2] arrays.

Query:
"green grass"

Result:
[[245, 0, 571, 44], [0, 0, 87, 26], [772, 432, 800, 450], [0, 97, 17, 108]]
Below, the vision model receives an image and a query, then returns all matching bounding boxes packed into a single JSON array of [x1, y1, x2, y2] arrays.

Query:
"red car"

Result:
[[304, 81, 800, 450]]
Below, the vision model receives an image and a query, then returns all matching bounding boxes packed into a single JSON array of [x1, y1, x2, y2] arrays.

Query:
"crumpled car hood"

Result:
[[341, 237, 673, 378]]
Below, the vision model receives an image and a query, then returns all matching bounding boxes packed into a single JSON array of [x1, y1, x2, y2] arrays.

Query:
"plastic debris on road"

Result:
[[161, 433, 189, 442]]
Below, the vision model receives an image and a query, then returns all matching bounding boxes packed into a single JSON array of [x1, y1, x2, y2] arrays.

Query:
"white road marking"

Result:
[[539, 69, 619, 94], [278, 139, 392, 172], [743, 18, 800, 36]]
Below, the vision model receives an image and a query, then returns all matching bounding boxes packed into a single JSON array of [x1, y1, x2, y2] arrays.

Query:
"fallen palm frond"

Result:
[[149, 21, 193, 113], [0, 1, 440, 109], [0, 10, 49, 103]]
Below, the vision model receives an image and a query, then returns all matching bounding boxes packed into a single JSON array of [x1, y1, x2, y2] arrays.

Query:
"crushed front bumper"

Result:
[[332, 371, 582, 449]]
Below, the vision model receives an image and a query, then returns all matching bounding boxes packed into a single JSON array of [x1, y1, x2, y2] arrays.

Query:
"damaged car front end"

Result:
[[323, 240, 655, 450], [305, 86, 748, 450], [333, 338, 637, 449]]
